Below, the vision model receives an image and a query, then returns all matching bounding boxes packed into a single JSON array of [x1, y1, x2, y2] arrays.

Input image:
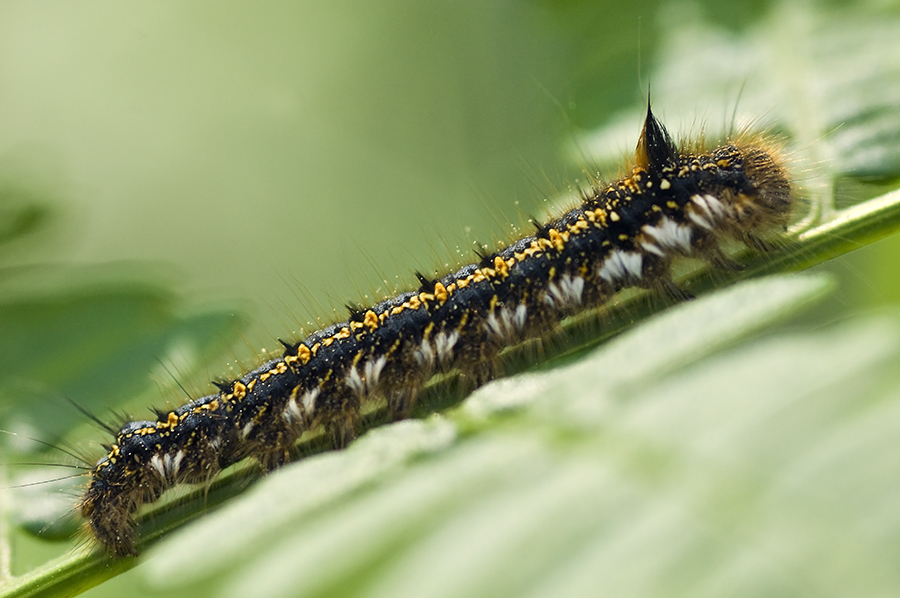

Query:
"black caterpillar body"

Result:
[[79, 106, 792, 556]]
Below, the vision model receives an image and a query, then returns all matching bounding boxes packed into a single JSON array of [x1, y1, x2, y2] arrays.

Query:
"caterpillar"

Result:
[[77, 104, 792, 557]]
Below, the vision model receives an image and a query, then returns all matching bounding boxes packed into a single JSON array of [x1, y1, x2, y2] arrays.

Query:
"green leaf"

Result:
[[2, 1, 900, 598], [0, 280, 244, 443], [143, 274, 837, 596]]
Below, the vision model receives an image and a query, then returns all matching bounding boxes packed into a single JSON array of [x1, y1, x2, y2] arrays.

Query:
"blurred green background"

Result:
[[0, 0, 671, 436], [1, 0, 899, 595]]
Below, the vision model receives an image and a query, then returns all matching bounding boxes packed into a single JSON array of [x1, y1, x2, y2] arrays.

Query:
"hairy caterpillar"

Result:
[[78, 105, 792, 557]]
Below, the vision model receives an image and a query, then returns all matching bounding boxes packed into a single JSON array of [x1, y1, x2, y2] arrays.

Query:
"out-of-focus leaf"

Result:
[[139, 274, 838, 598], [2, 1, 900, 598], [0, 284, 245, 445]]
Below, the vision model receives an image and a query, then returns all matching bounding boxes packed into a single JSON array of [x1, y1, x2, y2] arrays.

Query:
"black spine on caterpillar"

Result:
[[78, 105, 791, 557]]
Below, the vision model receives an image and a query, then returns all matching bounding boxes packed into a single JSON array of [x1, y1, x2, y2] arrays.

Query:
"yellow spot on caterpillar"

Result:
[[364, 310, 378, 331], [548, 228, 566, 252], [493, 256, 509, 278], [258, 363, 286, 383], [297, 345, 311, 364], [434, 281, 448, 303], [666, 201, 678, 209], [609, 211, 620, 222], [660, 179, 671, 190], [568, 219, 589, 233], [233, 381, 248, 400], [158, 412, 179, 429]]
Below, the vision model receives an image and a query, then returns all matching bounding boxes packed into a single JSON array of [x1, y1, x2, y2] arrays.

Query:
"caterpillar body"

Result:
[[78, 105, 792, 557]]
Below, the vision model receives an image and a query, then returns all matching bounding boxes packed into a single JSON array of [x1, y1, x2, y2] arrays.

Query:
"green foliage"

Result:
[[1, 1, 899, 597]]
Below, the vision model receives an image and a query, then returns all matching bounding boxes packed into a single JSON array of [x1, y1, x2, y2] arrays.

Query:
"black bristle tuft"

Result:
[[277, 338, 297, 351], [211, 380, 233, 393], [472, 244, 493, 267], [635, 101, 677, 173], [345, 303, 365, 321], [415, 271, 436, 293]]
